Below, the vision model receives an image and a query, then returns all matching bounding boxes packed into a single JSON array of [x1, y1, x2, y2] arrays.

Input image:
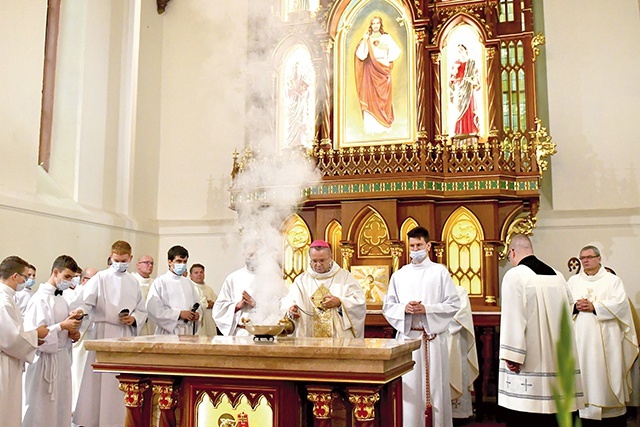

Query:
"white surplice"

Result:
[[69, 267, 147, 427], [212, 267, 256, 336], [0, 283, 38, 427], [132, 272, 155, 335], [22, 284, 73, 427], [193, 281, 218, 337], [286, 262, 366, 338], [448, 286, 479, 419], [146, 270, 203, 335], [498, 265, 583, 414], [383, 258, 461, 427], [568, 266, 639, 420], [15, 286, 34, 316]]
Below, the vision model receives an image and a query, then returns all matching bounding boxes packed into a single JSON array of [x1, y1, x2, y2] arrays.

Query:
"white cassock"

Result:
[[0, 283, 38, 427], [22, 285, 73, 427], [286, 262, 366, 338], [69, 267, 147, 427], [383, 258, 461, 427], [193, 281, 218, 337], [212, 267, 256, 336], [132, 272, 156, 335], [146, 271, 203, 335], [498, 265, 583, 414], [15, 286, 34, 316], [62, 286, 81, 305], [448, 286, 479, 419], [568, 266, 639, 420]]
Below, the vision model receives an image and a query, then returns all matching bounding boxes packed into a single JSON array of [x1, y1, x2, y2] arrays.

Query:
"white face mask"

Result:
[[15, 276, 26, 292], [409, 249, 427, 263], [111, 262, 129, 273], [58, 279, 74, 291], [72, 276, 81, 288], [173, 263, 187, 276]]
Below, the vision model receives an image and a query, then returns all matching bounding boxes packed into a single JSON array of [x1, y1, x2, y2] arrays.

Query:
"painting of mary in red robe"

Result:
[[354, 16, 401, 135]]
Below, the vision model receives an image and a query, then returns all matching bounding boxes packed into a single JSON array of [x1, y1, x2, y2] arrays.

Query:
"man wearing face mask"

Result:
[[212, 246, 259, 336], [383, 226, 461, 427], [23, 255, 83, 427], [285, 240, 366, 338], [62, 266, 82, 304], [15, 263, 37, 315], [146, 245, 203, 335], [69, 240, 147, 427], [0, 256, 50, 427]]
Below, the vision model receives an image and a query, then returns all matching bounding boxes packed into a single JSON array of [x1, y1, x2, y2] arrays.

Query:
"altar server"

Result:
[[0, 256, 49, 427], [383, 226, 461, 427], [286, 240, 366, 338], [23, 255, 82, 426], [14, 263, 37, 315], [190, 263, 218, 337], [146, 245, 202, 335], [132, 254, 156, 335], [70, 240, 147, 427], [498, 234, 583, 426], [568, 245, 638, 425]]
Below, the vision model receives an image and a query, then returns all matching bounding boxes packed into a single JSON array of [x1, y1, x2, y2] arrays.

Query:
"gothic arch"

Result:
[[282, 213, 312, 283]]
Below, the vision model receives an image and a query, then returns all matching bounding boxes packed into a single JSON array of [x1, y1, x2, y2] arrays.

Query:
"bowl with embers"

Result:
[[241, 316, 294, 341]]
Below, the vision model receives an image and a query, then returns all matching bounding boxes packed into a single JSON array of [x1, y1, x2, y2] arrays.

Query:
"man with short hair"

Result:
[[15, 263, 37, 315], [23, 255, 83, 427], [132, 255, 155, 335], [286, 240, 366, 338], [190, 263, 218, 337], [146, 245, 202, 335], [383, 226, 460, 427], [0, 256, 49, 426], [70, 240, 147, 427], [498, 234, 583, 427], [568, 245, 638, 426]]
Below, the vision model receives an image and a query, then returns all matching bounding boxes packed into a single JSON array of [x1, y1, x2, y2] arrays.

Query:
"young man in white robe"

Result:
[[498, 234, 583, 427], [0, 256, 49, 427], [190, 263, 218, 337], [146, 245, 202, 335], [23, 255, 83, 427], [447, 285, 479, 420], [15, 263, 37, 315], [568, 245, 638, 426], [132, 255, 156, 335], [212, 252, 258, 337], [286, 240, 366, 338], [70, 240, 148, 427], [383, 226, 461, 427]]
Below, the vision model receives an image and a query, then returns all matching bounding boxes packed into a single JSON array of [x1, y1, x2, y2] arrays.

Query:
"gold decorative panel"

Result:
[[442, 207, 484, 295], [357, 210, 391, 258], [351, 265, 389, 304], [325, 220, 342, 256], [196, 392, 273, 427], [282, 214, 311, 284]]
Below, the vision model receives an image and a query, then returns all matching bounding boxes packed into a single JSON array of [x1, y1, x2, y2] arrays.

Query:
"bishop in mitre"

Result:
[[286, 240, 366, 338]]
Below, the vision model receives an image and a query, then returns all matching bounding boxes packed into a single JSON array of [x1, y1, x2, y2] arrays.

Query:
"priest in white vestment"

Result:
[[23, 255, 83, 427], [0, 256, 48, 427], [69, 241, 147, 427], [498, 234, 583, 427], [568, 245, 639, 424], [146, 246, 203, 335], [15, 263, 37, 315], [212, 259, 258, 337], [190, 263, 218, 337], [286, 240, 366, 338], [448, 285, 479, 419], [383, 226, 461, 427], [132, 255, 156, 335]]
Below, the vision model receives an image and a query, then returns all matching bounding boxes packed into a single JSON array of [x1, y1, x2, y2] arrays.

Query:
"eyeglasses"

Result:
[[16, 273, 28, 282], [139, 261, 154, 265], [579, 255, 599, 261]]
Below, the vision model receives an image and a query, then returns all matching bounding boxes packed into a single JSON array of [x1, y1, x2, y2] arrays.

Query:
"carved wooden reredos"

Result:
[[231, 0, 554, 311]]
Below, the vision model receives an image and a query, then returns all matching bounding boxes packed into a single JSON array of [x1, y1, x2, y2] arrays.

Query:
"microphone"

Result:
[[184, 302, 200, 323]]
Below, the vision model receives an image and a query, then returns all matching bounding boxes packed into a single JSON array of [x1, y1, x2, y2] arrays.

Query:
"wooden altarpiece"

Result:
[[232, 0, 554, 419]]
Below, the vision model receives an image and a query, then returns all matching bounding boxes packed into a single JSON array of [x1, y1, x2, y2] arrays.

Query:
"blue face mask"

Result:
[[409, 249, 427, 263], [58, 279, 74, 291], [24, 278, 36, 289], [173, 263, 187, 276], [111, 262, 129, 273]]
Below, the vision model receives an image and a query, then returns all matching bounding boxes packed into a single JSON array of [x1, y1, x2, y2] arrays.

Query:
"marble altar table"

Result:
[[84, 335, 420, 427]]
